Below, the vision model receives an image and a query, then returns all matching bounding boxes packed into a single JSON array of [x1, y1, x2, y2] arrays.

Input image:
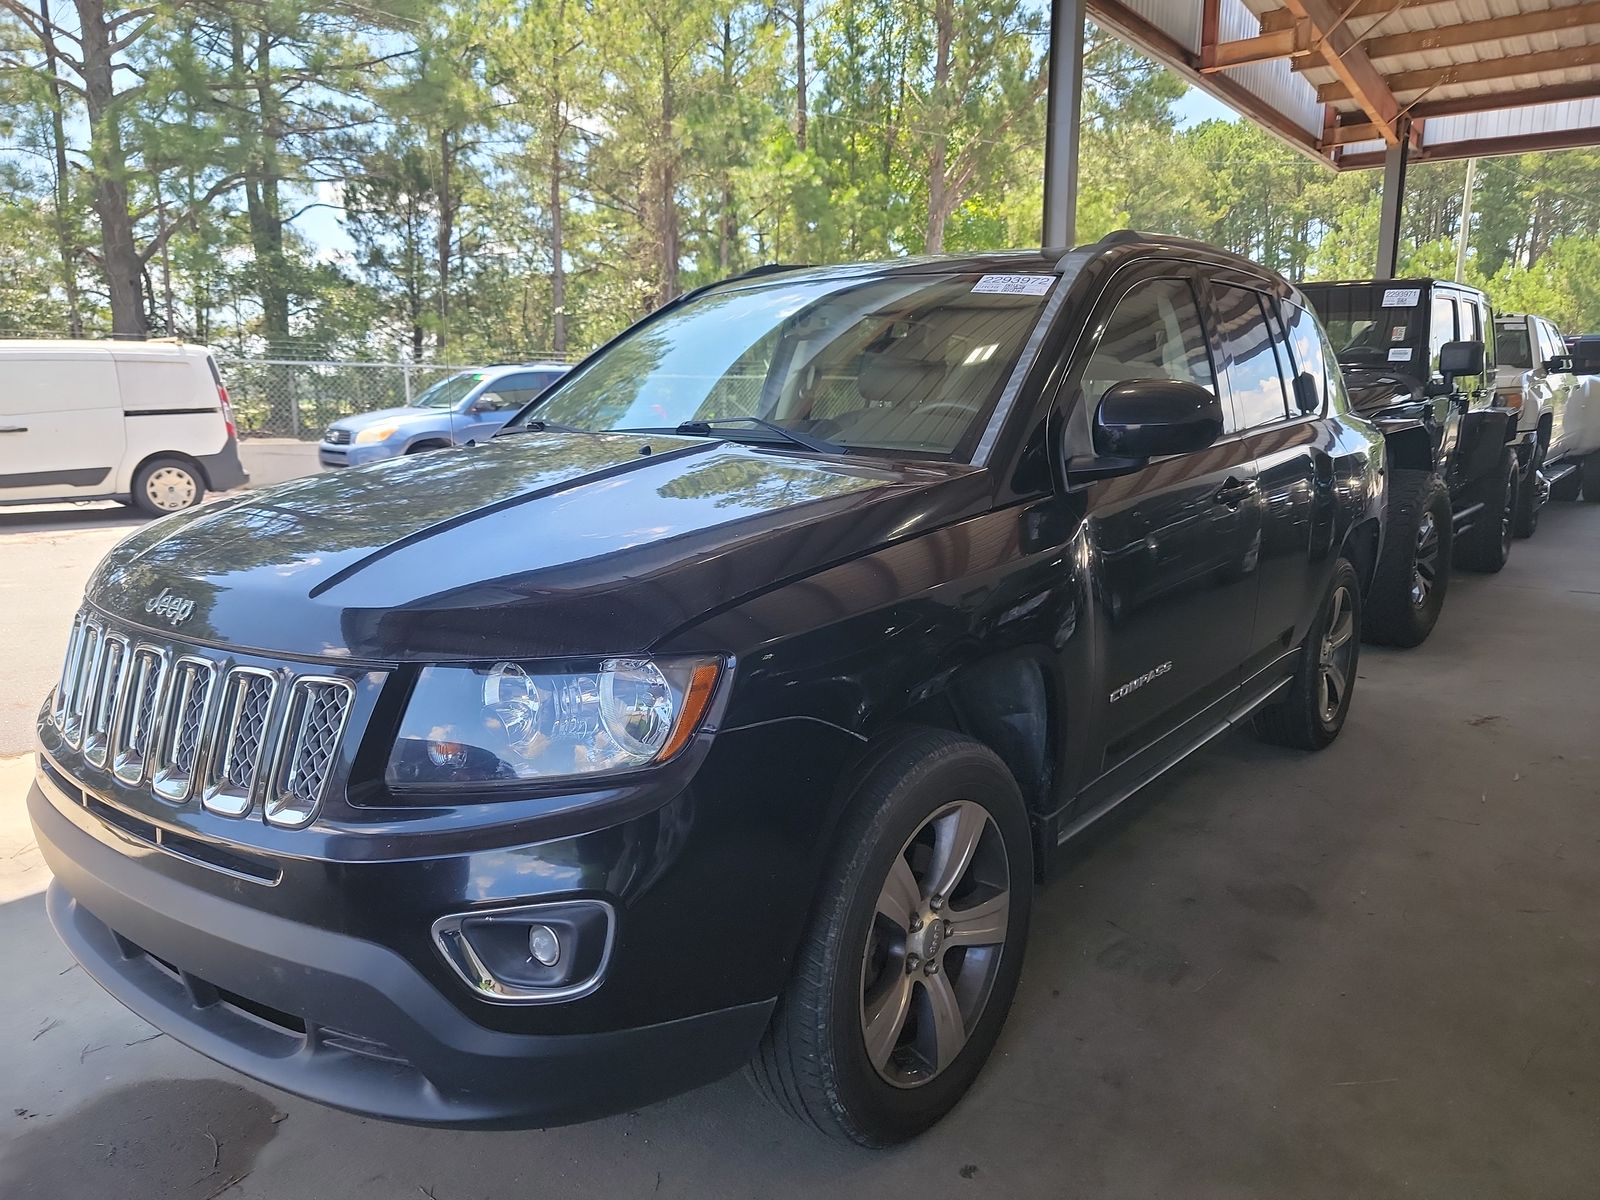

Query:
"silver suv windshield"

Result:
[[510, 272, 1054, 458], [413, 372, 483, 409]]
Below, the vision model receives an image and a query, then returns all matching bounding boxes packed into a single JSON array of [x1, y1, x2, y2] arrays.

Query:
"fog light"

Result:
[[432, 899, 613, 1003], [528, 924, 561, 966]]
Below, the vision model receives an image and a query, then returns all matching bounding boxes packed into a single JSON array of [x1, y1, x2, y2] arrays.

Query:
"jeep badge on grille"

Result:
[[144, 587, 196, 627]]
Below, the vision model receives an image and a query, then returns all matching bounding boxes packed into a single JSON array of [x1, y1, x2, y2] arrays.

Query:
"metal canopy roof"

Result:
[[1085, 0, 1600, 168]]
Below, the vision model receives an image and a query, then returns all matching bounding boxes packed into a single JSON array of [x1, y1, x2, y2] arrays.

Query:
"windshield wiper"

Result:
[[667, 416, 842, 455]]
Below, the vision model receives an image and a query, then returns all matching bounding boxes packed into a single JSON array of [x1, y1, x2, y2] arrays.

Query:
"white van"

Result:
[[0, 340, 247, 515]]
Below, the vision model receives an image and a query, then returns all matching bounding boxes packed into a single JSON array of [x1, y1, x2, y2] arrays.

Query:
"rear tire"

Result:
[[1582, 451, 1600, 503], [1254, 558, 1361, 751], [1363, 470, 1450, 648], [1513, 443, 1544, 538], [131, 456, 205, 517], [751, 728, 1032, 1146], [1550, 461, 1583, 502], [1455, 449, 1517, 573]]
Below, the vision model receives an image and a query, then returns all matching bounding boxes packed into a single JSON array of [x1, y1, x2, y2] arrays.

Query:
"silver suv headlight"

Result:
[[387, 656, 722, 788]]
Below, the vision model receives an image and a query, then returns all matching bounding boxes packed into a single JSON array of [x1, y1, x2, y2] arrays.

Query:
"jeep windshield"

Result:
[[506, 271, 1055, 458], [1300, 283, 1429, 382]]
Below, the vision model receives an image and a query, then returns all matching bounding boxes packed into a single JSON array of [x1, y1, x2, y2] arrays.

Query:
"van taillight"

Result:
[[218, 386, 236, 440]]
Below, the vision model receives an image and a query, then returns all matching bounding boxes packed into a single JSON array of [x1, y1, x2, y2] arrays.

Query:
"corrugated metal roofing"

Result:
[[1089, 0, 1600, 166]]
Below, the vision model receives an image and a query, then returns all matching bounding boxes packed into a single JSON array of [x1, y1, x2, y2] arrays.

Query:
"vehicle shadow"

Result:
[[0, 504, 146, 537]]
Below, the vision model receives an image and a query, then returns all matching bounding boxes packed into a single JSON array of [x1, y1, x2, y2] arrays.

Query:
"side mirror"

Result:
[[1544, 354, 1574, 374], [1094, 378, 1224, 460], [1438, 339, 1485, 384]]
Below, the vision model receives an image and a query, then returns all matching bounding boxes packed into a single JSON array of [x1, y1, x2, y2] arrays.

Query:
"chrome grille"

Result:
[[266, 678, 354, 828], [324, 426, 352, 445], [203, 668, 277, 817], [152, 658, 215, 801], [82, 634, 129, 768], [113, 648, 167, 784], [48, 609, 360, 826]]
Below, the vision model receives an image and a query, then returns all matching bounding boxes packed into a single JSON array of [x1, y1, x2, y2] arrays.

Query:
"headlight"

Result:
[[387, 656, 722, 788], [354, 424, 399, 444]]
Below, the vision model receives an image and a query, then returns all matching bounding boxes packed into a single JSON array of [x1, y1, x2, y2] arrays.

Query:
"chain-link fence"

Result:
[[214, 358, 520, 439]]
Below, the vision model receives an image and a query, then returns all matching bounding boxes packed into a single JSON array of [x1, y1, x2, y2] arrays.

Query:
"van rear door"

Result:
[[0, 350, 125, 501]]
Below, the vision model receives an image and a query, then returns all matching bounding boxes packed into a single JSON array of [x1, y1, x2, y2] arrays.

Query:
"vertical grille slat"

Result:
[[203, 668, 277, 817], [112, 647, 169, 785], [83, 635, 129, 768], [51, 614, 87, 731], [62, 621, 103, 748], [152, 658, 216, 802], [266, 678, 354, 828]]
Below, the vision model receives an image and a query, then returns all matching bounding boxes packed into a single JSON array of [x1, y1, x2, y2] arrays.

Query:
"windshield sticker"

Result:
[[1388, 348, 1413, 362], [972, 274, 1054, 296], [1390, 325, 1407, 341], [1382, 287, 1421, 308]]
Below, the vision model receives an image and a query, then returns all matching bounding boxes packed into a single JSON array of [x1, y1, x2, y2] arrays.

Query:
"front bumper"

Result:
[[317, 440, 400, 468], [30, 776, 772, 1126]]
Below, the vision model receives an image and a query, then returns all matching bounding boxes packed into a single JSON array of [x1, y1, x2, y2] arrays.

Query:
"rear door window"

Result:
[[1213, 285, 1290, 431]]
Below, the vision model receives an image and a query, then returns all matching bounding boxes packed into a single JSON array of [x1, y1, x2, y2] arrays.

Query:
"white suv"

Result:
[[1492, 314, 1599, 533]]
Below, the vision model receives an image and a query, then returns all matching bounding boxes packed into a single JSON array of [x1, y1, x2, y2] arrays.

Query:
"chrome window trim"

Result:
[[202, 665, 279, 818], [264, 674, 355, 829]]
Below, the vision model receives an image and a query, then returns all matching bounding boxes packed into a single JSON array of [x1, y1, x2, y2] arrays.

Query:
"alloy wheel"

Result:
[[1318, 585, 1356, 724], [145, 466, 197, 511], [861, 800, 1011, 1088], [1410, 511, 1439, 607]]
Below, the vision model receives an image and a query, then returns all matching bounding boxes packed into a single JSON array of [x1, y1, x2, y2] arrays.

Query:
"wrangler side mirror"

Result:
[[1438, 340, 1485, 386]]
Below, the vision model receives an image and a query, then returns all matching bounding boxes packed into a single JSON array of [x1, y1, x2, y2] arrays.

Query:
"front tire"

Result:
[[1254, 558, 1361, 751], [1455, 448, 1518, 573], [1364, 470, 1451, 647], [1513, 442, 1545, 538], [131, 456, 205, 517], [751, 728, 1032, 1146]]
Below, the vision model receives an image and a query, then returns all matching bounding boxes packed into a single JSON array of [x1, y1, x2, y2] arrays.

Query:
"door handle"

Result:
[[0, 426, 27, 434], [1213, 477, 1258, 507]]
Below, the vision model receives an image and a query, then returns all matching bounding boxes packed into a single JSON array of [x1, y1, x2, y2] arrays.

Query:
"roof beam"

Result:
[[1408, 77, 1600, 120], [1281, 0, 1401, 143], [1261, 0, 1455, 34], [1318, 43, 1600, 102], [1200, 23, 1314, 72], [1338, 122, 1600, 167], [1294, 2, 1600, 65]]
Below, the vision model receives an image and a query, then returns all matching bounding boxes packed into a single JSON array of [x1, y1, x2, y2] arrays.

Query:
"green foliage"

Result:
[[4, 1, 1600, 353]]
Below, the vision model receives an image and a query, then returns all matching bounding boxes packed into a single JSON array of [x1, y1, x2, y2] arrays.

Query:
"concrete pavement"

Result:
[[0, 499, 1597, 1198]]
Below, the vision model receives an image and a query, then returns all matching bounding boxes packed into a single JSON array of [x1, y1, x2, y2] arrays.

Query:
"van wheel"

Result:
[[1254, 558, 1361, 751], [750, 728, 1032, 1146], [1363, 470, 1450, 648], [132, 457, 204, 516], [1455, 449, 1518, 572]]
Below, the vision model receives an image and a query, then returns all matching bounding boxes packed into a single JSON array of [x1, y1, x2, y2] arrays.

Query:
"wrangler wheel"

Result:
[[751, 728, 1031, 1146]]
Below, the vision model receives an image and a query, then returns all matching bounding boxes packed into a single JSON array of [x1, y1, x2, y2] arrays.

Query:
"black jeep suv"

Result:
[[1301, 279, 1519, 647], [30, 233, 1383, 1146]]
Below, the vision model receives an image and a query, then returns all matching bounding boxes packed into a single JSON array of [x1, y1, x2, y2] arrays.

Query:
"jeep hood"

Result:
[[85, 433, 985, 661]]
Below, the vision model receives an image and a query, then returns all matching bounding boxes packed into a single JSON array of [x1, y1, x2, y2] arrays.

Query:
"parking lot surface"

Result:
[[1, 489, 1596, 1198]]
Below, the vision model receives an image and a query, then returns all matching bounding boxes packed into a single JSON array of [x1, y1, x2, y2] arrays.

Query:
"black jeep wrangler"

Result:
[[31, 233, 1383, 1146], [1301, 279, 1520, 647]]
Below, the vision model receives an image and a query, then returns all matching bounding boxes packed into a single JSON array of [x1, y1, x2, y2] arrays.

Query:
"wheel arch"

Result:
[[1338, 515, 1383, 599]]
